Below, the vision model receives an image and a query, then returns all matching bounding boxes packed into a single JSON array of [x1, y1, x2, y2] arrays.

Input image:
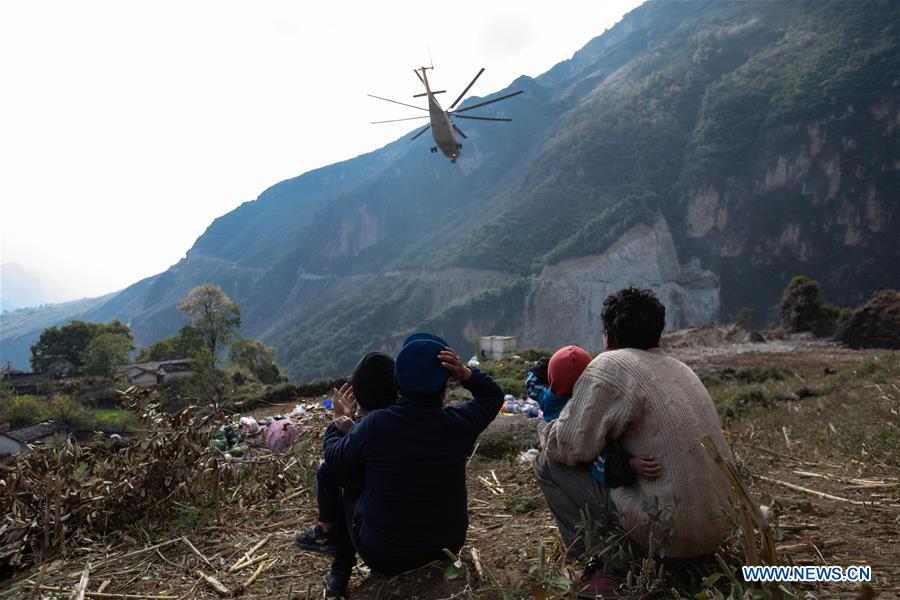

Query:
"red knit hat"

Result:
[[548, 345, 592, 396]]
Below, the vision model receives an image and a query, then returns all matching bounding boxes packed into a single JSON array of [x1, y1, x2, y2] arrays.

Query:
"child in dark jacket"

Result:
[[529, 346, 660, 487], [293, 352, 397, 559], [317, 333, 504, 597]]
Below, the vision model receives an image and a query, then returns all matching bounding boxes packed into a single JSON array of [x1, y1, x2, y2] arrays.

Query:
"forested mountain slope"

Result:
[[3, 0, 897, 379]]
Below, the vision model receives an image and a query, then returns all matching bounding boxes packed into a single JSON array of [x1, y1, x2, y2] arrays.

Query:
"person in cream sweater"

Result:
[[536, 287, 734, 563]]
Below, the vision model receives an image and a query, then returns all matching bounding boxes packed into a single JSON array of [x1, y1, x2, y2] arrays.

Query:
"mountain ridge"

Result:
[[2, 0, 897, 378]]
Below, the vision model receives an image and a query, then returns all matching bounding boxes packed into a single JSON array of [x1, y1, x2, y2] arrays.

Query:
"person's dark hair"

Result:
[[601, 287, 666, 350], [352, 352, 398, 412]]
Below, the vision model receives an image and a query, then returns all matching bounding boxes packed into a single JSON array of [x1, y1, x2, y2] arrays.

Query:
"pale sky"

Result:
[[1, 0, 644, 305]]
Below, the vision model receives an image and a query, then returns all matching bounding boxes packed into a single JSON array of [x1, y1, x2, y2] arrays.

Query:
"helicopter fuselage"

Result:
[[420, 68, 461, 160], [428, 96, 460, 159]]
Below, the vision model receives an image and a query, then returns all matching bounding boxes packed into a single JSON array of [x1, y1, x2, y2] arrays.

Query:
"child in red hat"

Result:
[[535, 345, 660, 487]]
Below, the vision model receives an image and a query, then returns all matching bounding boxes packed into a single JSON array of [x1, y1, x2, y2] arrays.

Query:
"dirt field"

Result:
[[1, 332, 897, 599]]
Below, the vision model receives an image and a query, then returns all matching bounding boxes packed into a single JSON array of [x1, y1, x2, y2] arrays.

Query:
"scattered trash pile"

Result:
[[0, 387, 308, 576], [500, 394, 541, 418], [467, 354, 546, 419], [210, 398, 334, 458]]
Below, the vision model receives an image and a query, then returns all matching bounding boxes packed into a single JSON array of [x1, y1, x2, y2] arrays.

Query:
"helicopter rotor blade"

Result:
[[449, 67, 485, 110], [371, 115, 431, 124], [411, 124, 432, 140], [368, 93, 428, 112], [452, 90, 523, 114], [452, 123, 468, 139], [452, 114, 512, 122]]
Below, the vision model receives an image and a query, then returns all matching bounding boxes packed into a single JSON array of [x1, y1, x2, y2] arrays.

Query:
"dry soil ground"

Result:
[[1, 331, 897, 599]]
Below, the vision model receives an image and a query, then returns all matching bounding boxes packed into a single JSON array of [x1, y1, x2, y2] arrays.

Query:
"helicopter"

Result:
[[369, 66, 522, 163]]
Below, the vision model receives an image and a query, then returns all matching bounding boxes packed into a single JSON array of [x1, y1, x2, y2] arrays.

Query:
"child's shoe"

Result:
[[293, 524, 338, 555]]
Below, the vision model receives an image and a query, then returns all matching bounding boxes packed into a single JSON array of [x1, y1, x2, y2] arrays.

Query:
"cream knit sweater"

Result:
[[545, 348, 734, 558]]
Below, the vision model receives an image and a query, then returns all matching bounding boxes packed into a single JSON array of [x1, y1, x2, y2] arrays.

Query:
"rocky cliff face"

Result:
[[522, 216, 719, 352], [3, 0, 897, 378]]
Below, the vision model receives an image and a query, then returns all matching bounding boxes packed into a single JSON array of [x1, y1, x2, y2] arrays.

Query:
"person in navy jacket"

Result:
[[321, 333, 504, 597]]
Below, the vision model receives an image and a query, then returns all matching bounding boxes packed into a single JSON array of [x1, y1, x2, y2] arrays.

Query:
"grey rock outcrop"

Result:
[[522, 216, 719, 352]]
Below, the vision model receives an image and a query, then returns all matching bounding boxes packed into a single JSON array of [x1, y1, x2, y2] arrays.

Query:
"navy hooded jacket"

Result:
[[323, 368, 503, 560]]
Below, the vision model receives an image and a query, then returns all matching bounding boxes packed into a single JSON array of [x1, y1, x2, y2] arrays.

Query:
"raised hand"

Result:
[[438, 348, 472, 382], [630, 455, 662, 481], [333, 383, 357, 420], [334, 415, 356, 434]]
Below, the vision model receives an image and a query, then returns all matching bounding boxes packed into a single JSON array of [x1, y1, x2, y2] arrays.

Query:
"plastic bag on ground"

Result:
[[517, 448, 540, 463], [265, 419, 300, 453], [239, 416, 260, 435]]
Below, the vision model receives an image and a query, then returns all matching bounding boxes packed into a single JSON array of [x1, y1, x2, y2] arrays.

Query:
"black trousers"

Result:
[[331, 485, 453, 577]]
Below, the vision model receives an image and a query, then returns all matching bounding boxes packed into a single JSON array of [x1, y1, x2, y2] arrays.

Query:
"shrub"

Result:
[[734, 366, 791, 383], [0, 394, 51, 428], [836, 289, 900, 349], [519, 347, 552, 362], [228, 338, 287, 385], [48, 395, 95, 431], [781, 276, 850, 337]]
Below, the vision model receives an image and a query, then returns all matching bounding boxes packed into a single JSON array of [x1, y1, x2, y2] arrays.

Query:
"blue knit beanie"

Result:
[[395, 333, 450, 397]]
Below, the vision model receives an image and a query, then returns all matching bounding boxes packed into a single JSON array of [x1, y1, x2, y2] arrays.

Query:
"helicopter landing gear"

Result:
[[451, 159, 456, 164], [457, 143, 462, 149], [430, 147, 437, 153]]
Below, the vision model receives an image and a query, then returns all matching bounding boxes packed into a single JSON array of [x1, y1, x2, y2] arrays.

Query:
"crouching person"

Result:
[[321, 333, 504, 597], [535, 288, 735, 593], [294, 352, 398, 555]]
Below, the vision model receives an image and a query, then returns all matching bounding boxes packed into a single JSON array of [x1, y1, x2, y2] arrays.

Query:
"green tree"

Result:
[[136, 325, 205, 362], [229, 338, 286, 384], [30, 320, 133, 373], [782, 276, 821, 333], [177, 284, 241, 360], [781, 276, 849, 337], [186, 348, 231, 408], [81, 331, 135, 377]]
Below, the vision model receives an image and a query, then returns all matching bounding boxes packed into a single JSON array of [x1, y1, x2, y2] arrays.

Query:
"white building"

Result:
[[477, 336, 518, 361]]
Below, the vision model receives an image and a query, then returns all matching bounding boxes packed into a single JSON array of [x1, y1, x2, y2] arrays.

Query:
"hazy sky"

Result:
[[1, 0, 644, 305]]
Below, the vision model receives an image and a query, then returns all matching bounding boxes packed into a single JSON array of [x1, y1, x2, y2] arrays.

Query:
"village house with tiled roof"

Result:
[[116, 359, 194, 387], [0, 421, 59, 456]]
